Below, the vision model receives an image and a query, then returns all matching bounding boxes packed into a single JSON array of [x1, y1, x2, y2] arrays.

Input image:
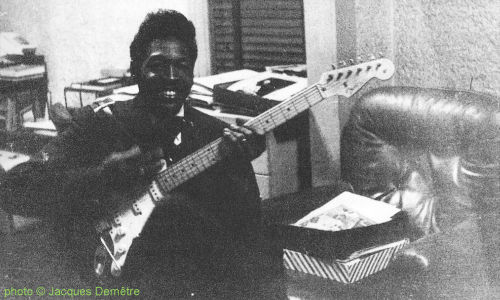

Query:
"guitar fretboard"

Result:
[[153, 84, 326, 195]]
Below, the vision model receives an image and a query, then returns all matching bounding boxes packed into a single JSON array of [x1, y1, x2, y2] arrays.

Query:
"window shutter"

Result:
[[209, 0, 305, 74]]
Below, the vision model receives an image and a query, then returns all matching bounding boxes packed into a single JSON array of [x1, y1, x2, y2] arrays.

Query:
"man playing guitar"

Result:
[[0, 9, 272, 298]]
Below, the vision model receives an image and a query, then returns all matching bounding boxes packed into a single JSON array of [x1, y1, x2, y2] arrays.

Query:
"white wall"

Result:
[[0, 0, 210, 105], [303, 0, 340, 187], [304, 0, 499, 187]]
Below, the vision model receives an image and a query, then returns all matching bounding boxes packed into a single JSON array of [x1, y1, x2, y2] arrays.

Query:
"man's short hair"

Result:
[[130, 9, 197, 77]]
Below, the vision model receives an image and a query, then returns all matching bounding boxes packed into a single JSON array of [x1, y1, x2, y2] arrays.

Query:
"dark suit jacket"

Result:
[[0, 97, 263, 278]]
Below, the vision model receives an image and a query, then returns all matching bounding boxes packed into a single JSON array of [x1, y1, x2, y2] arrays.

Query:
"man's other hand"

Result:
[[101, 145, 164, 186], [222, 124, 266, 160]]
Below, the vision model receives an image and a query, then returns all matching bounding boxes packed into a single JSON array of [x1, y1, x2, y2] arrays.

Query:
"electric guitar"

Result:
[[93, 58, 395, 278]]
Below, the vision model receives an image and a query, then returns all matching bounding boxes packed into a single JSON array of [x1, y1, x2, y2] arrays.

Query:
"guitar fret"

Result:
[[281, 101, 297, 120], [155, 176, 167, 193], [260, 118, 273, 132], [290, 93, 307, 114], [277, 105, 289, 121], [195, 151, 208, 169], [194, 154, 208, 171], [254, 118, 267, 133], [303, 93, 312, 107], [167, 168, 181, 187], [170, 164, 187, 183], [299, 91, 315, 109], [272, 108, 286, 125], [207, 139, 222, 163], [164, 178, 175, 191], [288, 98, 301, 115], [159, 171, 173, 192], [202, 146, 213, 167], [185, 155, 198, 173], [163, 176, 175, 191], [263, 113, 277, 129], [313, 86, 324, 105]]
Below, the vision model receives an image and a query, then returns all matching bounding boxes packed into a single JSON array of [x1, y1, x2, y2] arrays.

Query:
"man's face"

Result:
[[137, 37, 194, 117]]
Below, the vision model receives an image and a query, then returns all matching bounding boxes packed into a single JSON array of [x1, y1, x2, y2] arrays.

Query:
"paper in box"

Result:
[[280, 192, 410, 283]]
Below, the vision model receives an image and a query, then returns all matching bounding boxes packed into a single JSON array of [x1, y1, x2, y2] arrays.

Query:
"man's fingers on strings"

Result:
[[150, 147, 164, 160], [137, 160, 164, 180], [223, 128, 239, 142], [229, 124, 253, 136]]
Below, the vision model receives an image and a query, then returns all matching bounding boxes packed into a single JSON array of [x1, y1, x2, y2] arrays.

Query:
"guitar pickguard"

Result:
[[95, 180, 164, 278]]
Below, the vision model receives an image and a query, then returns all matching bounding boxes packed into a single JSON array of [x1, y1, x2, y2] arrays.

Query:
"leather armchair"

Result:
[[340, 86, 499, 280], [341, 86, 498, 235]]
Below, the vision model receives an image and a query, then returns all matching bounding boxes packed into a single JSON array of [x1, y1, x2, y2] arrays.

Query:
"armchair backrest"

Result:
[[341, 86, 499, 236]]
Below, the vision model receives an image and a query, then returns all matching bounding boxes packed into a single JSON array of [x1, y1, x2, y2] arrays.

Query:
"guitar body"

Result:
[[93, 179, 164, 279]]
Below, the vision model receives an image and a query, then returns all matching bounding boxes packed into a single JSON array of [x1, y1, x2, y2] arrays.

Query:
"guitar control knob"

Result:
[[116, 246, 126, 254], [113, 228, 126, 242], [111, 263, 122, 277], [116, 227, 125, 236]]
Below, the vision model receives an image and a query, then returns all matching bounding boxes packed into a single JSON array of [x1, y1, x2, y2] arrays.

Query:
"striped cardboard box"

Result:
[[284, 239, 409, 283]]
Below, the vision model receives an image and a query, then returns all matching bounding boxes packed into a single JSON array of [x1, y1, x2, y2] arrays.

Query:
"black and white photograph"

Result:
[[0, 0, 498, 299]]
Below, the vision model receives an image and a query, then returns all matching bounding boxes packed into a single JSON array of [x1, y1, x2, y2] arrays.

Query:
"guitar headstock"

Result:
[[318, 58, 395, 98]]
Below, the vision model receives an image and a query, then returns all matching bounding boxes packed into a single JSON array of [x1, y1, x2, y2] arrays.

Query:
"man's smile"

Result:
[[159, 90, 177, 98]]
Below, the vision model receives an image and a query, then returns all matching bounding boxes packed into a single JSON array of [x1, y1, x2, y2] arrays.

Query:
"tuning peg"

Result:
[[378, 52, 384, 58], [331, 64, 336, 70], [348, 59, 355, 65], [339, 60, 347, 68], [357, 56, 364, 63]]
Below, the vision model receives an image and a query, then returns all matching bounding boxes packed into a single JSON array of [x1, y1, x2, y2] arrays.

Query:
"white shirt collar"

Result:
[[176, 105, 185, 118]]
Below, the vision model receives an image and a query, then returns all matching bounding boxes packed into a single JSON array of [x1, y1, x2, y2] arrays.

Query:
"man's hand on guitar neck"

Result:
[[222, 123, 266, 161], [100, 145, 164, 188]]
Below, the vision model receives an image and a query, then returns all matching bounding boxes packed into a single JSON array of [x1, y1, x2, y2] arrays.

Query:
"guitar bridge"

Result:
[[94, 235, 122, 278]]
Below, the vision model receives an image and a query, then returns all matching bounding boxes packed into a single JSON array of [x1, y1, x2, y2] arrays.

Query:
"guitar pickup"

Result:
[[132, 202, 142, 215], [115, 246, 127, 257], [110, 227, 125, 242]]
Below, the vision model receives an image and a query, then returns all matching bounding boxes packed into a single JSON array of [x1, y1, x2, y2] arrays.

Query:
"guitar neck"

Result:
[[245, 84, 324, 133], [153, 84, 325, 194]]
